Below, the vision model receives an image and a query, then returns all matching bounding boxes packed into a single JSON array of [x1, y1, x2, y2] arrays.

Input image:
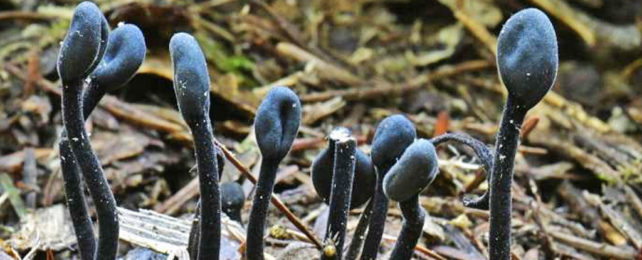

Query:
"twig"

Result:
[[550, 230, 636, 260], [0, 11, 55, 21], [381, 234, 447, 260], [249, 0, 347, 70], [299, 60, 492, 102], [213, 139, 323, 249], [624, 185, 642, 219], [597, 202, 642, 249], [155, 178, 199, 215], [527, 178, 557, 256], [520, 116, 540, 140], [451, 9, 497, 56], [276, 42, 363, 86]]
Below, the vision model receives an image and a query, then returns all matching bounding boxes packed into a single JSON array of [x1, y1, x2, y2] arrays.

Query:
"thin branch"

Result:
[[213, 139, 323, 249]]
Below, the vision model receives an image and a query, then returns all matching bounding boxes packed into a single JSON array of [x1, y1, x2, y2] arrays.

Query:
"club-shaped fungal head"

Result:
[[497, 8, 558, 109], [383, 139, 438, 202], [311, 127, 376, 208], [254, 87, 302, 162], [57, 1, 107, 83], [220, 182, 245, 222], [371, 115, 416, 173], [91, 23, 146, 91], [169, 32, 211, 126], [88, 14, 110, 75]]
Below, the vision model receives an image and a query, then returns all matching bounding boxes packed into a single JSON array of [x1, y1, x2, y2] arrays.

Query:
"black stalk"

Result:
[[312, 128, 375, 209], [192, 120, 220, 260], [58, 2, 118, 259], [170, 32, 220, 260], [361, 115, 416, 260], [62, 79, 119, 260], [321, 130, 357, 260], [345, 199, 373, 260], [188, 149, 227, 260], [59, 139, 95, 260], [391, 196, 424, 260], [311, 127, 375, 259], [246, 87, 302, 260], [383, 139, 438, 260], [59, 19, 145, 260], [490, 8, 558, 260], [60, 80, 108, 260], [246, 160, 279, 259], [431, 133, 493, 209], [488, 99, 525, 259]]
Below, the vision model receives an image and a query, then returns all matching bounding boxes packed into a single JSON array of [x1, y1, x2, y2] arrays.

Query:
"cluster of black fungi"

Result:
[[57, 2, 557, 260]]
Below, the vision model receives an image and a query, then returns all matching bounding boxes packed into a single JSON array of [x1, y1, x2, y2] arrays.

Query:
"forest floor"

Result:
[[1, 0, 642, 259]]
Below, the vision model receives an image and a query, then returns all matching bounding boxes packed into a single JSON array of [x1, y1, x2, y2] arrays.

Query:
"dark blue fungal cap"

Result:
[[371, 115, 416, 172], [91, 14, 110, 74], [497, 8, 558, 109], [92, 24, 146, 91], [57, 1, 106, 82], [311, 127, 376, 208], [170, 32, 211, 124], [254, 87, 302, 161], [383, 139, 438, 202], [220, 182, 245, 211]]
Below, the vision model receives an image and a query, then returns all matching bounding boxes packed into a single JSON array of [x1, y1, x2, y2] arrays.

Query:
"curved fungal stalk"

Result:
[[170, 32, 221, 260], [490, 8, 558, 260], [431, 133, 493, 210], [59, 140, 96, 260], [344, 199, 373, 260], [383, 139, 438, 260], [246, 87, 302, 260], [315, 128, 357, 260], [59, 21, 145, 260], [361, 115, 416, 260], [58, 2, 118, 259], [312, 127, 375, 209]]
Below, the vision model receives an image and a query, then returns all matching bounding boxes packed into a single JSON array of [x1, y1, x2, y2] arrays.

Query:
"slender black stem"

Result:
[[62, 79, 118, 260], [345, 199, 373, 260], [60, 140, 95, 260], [191, 121, 221, 260], [60, 80, 108, 260], [431, 133, 493, 210], [389, 196, 425, 260], [321, 137, 356, 260], [246, 159, 279, 260], [60, 80, 107, 260], [360, 166, 390, 260], [489, 97, 526, 260], [81, 81, 107, 116]]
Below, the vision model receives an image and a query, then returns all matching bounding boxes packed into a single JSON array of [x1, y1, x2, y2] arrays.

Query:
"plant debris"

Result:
[[1, 0, 642, 259]]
